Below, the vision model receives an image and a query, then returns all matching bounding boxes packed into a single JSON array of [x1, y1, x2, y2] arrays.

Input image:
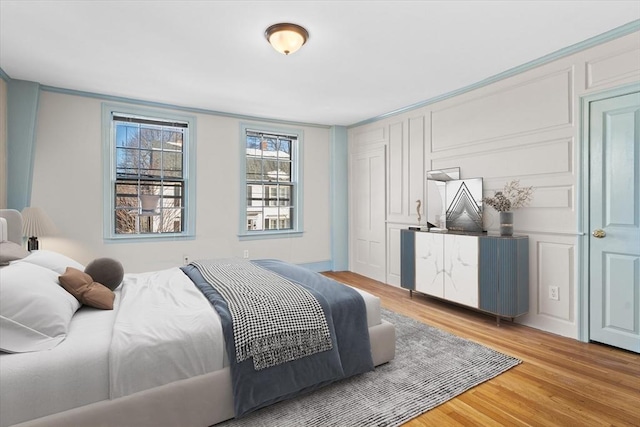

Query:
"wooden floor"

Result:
[[323, 271, 640, 427]]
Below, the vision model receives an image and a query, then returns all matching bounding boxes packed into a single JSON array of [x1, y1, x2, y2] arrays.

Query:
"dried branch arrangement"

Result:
[[483, 180, 534, 212]]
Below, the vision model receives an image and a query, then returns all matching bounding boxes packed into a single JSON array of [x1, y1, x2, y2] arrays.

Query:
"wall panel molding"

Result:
[[388, 122, 404, 216], [482, 184, 573, 209], [386, 224, 404, 287], [431, 69, 573, 152], [586, 46, 640, 90], [353, 126, 385, 147], [407, 116, 425, 220], [432, 137, 574, 180], [537, 241, 574, 322]]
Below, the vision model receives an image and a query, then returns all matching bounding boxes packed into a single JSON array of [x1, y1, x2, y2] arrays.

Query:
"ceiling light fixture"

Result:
[[265, 23, 309, 55]]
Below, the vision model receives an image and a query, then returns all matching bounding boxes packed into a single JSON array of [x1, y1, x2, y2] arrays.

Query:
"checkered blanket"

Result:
[[191, 259, 333, 370]]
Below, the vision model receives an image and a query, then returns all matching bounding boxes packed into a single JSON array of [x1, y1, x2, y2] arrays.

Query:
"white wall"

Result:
[[348, 31, 640, 338], [31, 92, 332, 272]]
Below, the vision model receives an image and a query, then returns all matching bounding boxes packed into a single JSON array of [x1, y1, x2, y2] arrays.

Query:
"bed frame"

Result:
[[0, 209, 396, 427]]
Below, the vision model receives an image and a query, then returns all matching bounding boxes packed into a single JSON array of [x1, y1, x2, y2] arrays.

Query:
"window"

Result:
[[103, 105, 196, 240], [241, 125, 303, 238]]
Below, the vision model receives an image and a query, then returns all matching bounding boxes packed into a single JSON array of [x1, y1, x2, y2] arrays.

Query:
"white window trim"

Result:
[[102, 103, 197, 241], [239, 123, 304, 241]]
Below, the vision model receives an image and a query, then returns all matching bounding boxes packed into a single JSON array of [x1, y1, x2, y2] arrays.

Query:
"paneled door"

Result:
[[589, 91, 640, 353], [350, 147, 386, 282]]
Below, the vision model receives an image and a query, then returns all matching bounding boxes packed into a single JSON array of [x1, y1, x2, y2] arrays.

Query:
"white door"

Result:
[[350, 147, 386, 282], [589, 91, 640, 353]]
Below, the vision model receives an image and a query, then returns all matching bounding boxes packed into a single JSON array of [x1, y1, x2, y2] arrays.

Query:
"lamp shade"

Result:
[[265, 23, 309, 55], [21, 207, 57, 238]]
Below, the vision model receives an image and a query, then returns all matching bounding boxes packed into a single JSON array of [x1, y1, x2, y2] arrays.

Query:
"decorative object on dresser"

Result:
[[426, 168, 484, 233], [482, 180, 534, 236], [426, 167, 459, 230], [445, 177, 484, 232], [401, 229, 529, 325], [408, 200, 430, 231], [499, 211, 514, 236]]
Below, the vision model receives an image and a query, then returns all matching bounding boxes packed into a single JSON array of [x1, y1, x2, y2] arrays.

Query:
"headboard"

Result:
[[0, 209, 23, 244]]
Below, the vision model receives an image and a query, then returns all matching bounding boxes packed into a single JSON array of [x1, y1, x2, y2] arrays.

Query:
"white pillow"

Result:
[[0, 262, 81, 353], [17, 249, 85, 274]]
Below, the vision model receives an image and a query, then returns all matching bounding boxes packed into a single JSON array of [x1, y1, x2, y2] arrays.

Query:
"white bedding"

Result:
[[0, 266, 383, 427], [110, 268, 381, 399], [109, 268, 225, 399], [0, 294, 120, 427]]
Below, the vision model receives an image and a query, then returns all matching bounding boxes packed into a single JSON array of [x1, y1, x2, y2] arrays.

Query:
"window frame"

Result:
[[102, 103, 196, 241], [239, 123, 304, 240]]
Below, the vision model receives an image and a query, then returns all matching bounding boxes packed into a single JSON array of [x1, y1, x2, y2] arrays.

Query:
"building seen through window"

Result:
[[113, 115, 187, 235], [245, 130, 296, 232]]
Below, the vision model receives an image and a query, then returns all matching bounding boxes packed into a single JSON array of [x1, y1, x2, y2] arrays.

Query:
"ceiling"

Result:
[[1, 1, 639, 126]]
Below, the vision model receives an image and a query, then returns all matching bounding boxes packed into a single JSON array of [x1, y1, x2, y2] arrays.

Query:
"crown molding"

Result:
[[349, 20, 640, 128], [40, 85, 332, 129]]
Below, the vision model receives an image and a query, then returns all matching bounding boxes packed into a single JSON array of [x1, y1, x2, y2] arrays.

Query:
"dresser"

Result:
[[401, 229, 529, 324]]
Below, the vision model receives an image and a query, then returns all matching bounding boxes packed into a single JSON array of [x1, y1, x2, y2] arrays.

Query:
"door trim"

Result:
[[578, 82, 640, 343]]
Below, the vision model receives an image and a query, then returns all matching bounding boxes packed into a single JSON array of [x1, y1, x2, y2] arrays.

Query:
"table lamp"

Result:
[[21, 207, 57, 251]]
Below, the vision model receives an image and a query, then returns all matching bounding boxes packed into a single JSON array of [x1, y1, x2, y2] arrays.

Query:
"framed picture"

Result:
[[445, 178, 483, 232]]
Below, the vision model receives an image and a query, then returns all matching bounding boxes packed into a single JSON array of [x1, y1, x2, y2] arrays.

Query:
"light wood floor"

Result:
[[323, 271, 640, 427]]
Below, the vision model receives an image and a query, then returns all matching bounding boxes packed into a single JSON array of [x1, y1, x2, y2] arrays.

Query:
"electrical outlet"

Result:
[[243, 250, 249, 259], [549, 286, 559, 301], [183, 255, 189, 265]]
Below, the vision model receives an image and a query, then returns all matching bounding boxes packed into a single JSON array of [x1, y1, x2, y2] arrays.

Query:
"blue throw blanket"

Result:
[[181, 259, 374, 417]]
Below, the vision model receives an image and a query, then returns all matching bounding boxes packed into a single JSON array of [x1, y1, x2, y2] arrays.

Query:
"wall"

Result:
[[329, 126, 349, 271], [30, 91, 333, 272], [348, 31, 640, 338], [6, 80, 40, 211], [0, 77, 6, 209]]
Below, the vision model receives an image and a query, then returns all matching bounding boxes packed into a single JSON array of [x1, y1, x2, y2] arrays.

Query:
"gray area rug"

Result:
[[219, 309, 521, 427]]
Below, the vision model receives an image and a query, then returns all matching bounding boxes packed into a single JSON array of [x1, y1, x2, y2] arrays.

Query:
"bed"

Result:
[[0, 209, 396, 427]]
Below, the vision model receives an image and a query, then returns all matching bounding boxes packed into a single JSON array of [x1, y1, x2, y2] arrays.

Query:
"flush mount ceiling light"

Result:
[[265, 23, 309, 55]]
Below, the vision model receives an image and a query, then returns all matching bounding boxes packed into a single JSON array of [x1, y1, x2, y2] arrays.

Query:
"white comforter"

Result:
[[109, 268, 225, 399], [1, 264, 384, 427]]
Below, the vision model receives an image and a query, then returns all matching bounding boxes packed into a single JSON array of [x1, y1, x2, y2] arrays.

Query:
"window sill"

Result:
[[104, 233, 195, 243], [238, 230, 303, 241]]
